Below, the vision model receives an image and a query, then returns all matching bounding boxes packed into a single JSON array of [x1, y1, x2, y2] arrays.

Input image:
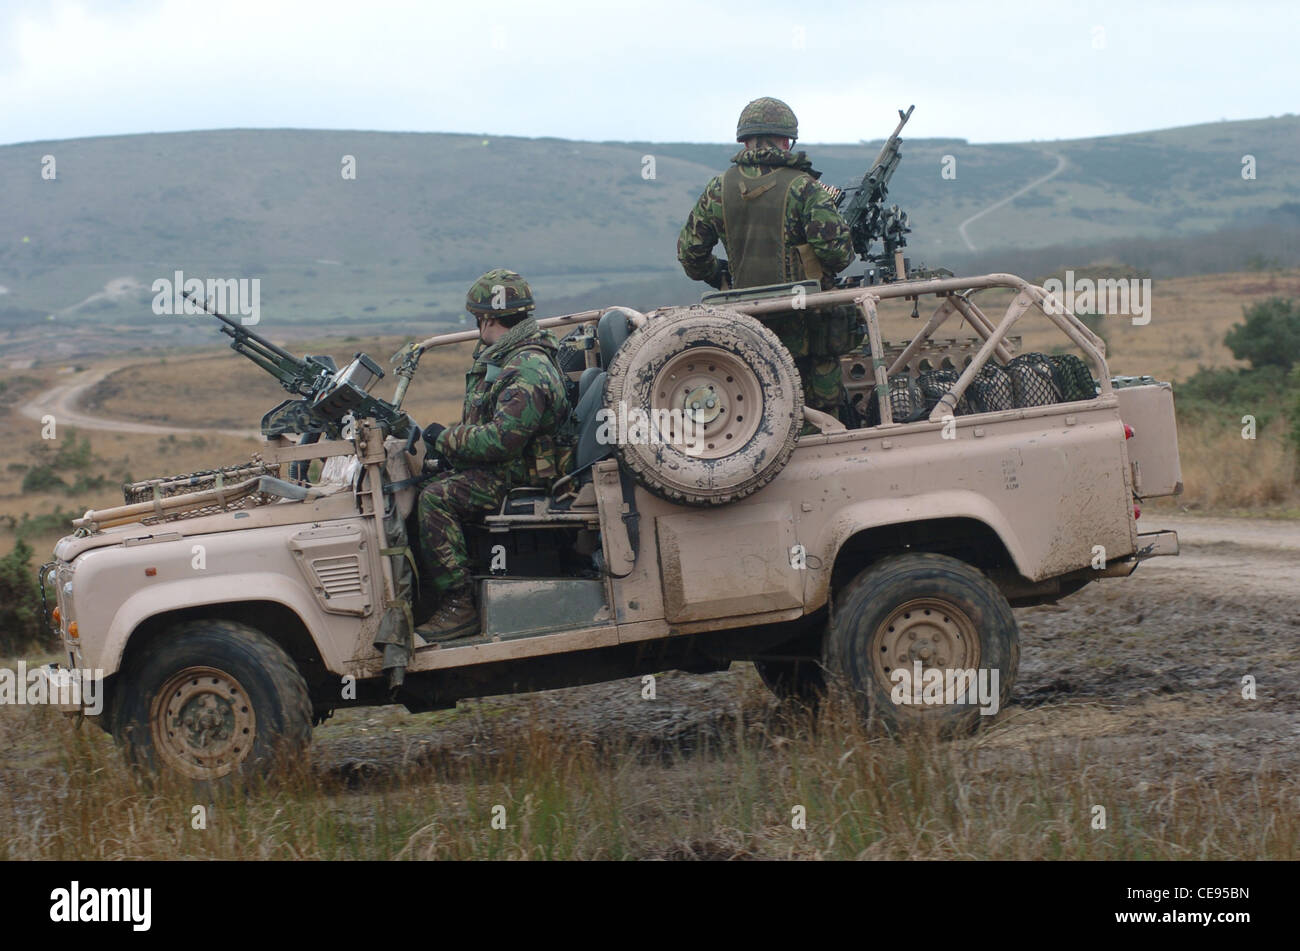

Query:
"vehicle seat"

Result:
[[561, 308, 635, 474], [597, 307, 633, 368], [573, 369, 612, 472]]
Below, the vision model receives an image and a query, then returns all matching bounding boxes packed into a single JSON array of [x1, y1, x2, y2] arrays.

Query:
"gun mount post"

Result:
[[389, 342, 424, 411], [854, 294, 892, 426]]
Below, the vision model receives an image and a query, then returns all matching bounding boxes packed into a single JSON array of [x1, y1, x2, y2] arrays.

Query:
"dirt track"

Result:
[[17, 364, 260, 439], [313, 513, 1300, 781]]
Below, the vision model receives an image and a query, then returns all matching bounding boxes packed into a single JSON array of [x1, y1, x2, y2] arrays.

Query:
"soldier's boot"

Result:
[[416, 586, 480, 642]]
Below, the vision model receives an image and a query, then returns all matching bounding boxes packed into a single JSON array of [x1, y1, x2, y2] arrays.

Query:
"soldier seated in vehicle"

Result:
[[676, 96, 858, 424], [414, 269, 570, 642]]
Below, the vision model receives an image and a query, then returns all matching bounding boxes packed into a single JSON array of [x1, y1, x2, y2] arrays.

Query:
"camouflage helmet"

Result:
[[465, 267, 534, 318], [736, 97, 798, 143]]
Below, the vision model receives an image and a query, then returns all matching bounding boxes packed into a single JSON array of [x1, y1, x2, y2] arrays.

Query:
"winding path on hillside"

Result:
[[18, 363, 260, 439], [957, 150, 1068, 252]]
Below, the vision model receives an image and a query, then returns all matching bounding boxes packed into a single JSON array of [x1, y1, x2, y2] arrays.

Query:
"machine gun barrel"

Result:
[[868, 104, 914, 185], [180, 289, 330, 398], [837, 105, 916, 281]]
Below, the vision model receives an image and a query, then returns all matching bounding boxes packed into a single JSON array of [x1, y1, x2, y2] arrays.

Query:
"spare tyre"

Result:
[[602, 305, 803, 506]]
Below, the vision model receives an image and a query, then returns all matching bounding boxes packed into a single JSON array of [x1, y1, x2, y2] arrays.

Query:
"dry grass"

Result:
[[1156, 415, 1299, 512], [1, 671, 1293, 861]]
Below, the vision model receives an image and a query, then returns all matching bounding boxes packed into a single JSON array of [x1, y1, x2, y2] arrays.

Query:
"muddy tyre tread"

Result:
[[824, 553, 1019, 735], [113, 618, 312, 786]]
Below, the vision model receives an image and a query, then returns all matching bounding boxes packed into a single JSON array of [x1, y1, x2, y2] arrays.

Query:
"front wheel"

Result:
[[824, 554, 1019, 735], [112, 619, 313, 788]]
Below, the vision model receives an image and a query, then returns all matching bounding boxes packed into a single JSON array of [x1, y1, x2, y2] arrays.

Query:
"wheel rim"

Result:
[[650, 347, 762, 459], [150, 666, 256, 780], [871, 598, 981, 699]]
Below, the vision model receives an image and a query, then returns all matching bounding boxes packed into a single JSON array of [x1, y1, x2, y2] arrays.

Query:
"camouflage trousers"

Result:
[[793, 355, 845, 417], [416, 467, 512, 593], [759, 312, 847, 420]]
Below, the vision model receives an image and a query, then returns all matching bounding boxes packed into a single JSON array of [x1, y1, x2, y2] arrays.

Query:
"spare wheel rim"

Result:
[[648, 346, 763, 460]]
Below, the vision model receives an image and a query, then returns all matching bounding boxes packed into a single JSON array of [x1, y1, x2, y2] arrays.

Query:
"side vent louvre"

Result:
[[313, 556, 363, 598], [289, 525, 373, 616]]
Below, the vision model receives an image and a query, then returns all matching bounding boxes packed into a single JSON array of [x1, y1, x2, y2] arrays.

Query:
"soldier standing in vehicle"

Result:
[[415, 269, 569, 641], [677, 96, 856, 421]]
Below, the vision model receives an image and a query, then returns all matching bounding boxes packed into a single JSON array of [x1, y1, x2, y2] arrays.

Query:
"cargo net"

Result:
[[863, 353, 1096, 423], [123, 458, 282, 525]]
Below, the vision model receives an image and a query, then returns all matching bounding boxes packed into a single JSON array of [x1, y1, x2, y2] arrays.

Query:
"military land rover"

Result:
[[37, 269, 1182, 784]]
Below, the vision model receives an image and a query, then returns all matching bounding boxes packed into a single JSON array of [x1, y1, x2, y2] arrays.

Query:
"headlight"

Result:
[[57, 564, 75, 635]]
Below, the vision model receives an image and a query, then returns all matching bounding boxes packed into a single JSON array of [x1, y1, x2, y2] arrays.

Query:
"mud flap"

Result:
[[375, 490, 416, 693]]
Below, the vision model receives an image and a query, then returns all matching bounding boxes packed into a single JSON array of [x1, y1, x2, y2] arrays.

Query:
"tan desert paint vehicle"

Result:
[[40, 272, 1180, 783]]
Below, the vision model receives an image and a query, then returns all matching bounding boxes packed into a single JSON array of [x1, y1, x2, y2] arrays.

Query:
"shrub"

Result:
[[15, 508, 77, 541], [21, 465, 67, 494], [1224, 297, 1300, 371], [0, 540, 49, 655], [53, 433, 94, 471]]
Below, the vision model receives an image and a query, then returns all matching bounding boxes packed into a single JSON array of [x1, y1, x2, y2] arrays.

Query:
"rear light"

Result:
[[68, 622, 79, 639], [1133, 504, 1141, 520], [1123, 424, 1135, 440], [51, 606, 61, 625]]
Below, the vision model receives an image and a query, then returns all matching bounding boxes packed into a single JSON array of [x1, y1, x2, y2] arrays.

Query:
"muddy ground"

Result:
[[311, 514, 1300, 783]]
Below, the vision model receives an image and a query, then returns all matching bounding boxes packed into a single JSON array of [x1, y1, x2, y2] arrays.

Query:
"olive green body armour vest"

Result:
[[720, 165, 808, 288]]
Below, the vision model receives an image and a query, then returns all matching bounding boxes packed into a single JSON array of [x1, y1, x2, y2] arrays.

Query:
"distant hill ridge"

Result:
[[1, 115, 1296, 326]]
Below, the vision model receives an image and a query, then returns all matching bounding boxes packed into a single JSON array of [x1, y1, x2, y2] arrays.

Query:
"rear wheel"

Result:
[[824, 554, 1018, 734], [113, 619, 312, 788]]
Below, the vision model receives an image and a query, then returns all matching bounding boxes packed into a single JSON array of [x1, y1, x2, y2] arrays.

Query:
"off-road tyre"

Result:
[[603, 305, 803, 506], [112, 619, 312, 789], [824, 553, 1018, 735]]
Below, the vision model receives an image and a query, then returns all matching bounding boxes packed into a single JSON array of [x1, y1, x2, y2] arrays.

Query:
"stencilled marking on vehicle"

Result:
[[1001, 456, 1020, 491]]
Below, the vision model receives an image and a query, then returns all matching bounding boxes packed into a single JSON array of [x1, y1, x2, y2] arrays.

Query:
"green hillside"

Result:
[[1, 115, 1297, 337]]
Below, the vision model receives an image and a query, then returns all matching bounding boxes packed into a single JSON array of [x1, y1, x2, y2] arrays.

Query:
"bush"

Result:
[[15, 508, 77, 542], [0, 540, 50, 655], [1224, 297, 1300, 371], [53, 433, 94, 471], [1177, 364, 1291, 418], [21, 465, 67, 494], [1291, 367, 1300, 456], [68, 474, 108, 494]]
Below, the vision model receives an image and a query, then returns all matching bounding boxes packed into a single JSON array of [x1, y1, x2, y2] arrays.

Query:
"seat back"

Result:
[[577, 365, 602, 401], [597, 308, 633, 368], [573, 370, 613, 472]]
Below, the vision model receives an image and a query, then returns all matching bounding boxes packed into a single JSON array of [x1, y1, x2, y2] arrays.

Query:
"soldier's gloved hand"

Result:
[[422, 422, 446, 452]]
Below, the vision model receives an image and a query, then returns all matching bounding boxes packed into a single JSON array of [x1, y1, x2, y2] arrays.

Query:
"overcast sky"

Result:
[[1, 0, 1295, 148]]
